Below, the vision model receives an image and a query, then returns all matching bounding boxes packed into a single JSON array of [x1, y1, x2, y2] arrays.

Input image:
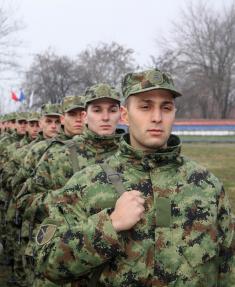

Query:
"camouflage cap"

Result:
[[27, 112, 40, 122], [16, 112, 29, 121], [41, 103, 62, 117], [62, 95, 85, 113], [7, 112, 17, 121], [84, 83, 120, 107], [122, 68, 182, 99]]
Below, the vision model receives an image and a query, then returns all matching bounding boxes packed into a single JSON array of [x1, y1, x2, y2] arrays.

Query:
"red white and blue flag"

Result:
[[11, 89, 26, 102]]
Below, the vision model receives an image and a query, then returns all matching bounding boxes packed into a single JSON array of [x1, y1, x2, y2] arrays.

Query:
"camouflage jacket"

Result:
[[34, 134, 234, 287], [24, 128, 124, 199], [1, 133, 44, 198], [12, 134, 57, 197], [0, 132, 25, 171]]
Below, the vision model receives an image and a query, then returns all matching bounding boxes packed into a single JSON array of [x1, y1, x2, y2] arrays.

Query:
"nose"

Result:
[[51, 122, 57, 129], [75, 115, 82, 122], [101, 110, 109, 121], [151, 108, 162, 123]]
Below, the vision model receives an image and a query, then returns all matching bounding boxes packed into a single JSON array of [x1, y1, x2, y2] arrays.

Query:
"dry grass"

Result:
[[182, 142, 235, 212]]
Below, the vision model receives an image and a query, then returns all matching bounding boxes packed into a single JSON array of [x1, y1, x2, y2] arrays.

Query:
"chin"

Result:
[[100, 130, 112, 135], [145, 140, 166, 149]]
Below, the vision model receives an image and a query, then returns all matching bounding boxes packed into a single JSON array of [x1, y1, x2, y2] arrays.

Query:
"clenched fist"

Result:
[[110, 190, 145, 232]]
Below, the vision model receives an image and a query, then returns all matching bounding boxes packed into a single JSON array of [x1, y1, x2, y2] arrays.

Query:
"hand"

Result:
[[110, 190, 145, 232]]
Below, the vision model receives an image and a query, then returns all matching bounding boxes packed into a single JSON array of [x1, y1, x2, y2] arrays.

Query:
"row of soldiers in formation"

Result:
[[0, 67, 235, 287], [0, 82, 124, 286]]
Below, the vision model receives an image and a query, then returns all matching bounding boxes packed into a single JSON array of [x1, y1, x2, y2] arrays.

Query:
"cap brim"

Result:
[[85, 96, 120, 105], [128, 87, 182, 98], [64, 105, 84, 112], [43, 113, 62, 116], [28, 119, 40, 122]]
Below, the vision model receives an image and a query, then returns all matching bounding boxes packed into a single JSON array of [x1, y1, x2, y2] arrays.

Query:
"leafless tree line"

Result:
[[152, 1, 235, 118], [21, 43, 137, 110], [1, 1, 235, 118]]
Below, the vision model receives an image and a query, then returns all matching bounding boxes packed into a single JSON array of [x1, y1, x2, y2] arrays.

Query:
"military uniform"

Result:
[[34, 68, 234, 286], [0, 105, 61, 287], [19, 85, 123, 286], [33, 133, 234, 286]]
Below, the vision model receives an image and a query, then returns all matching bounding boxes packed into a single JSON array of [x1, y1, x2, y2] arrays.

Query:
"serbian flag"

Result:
[[11, 91, 18, 101]]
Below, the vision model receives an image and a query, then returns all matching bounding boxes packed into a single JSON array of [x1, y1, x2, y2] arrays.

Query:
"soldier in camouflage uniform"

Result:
[[0, 113, 16, 141], [1, 112, 29, 165], [10, 98, 84, 287], [0, 112, 20, 166], [0, 104, 61, 286], [0, 112, 28, 257], [12, 104, 62, 284], [60, 95, 85, 140], [0, 112, 40, 286], [0, 112, 29, 286], [18, 84, 124, 286], [1, 112, 41, 190], [24, 84, 122, 197], [12, 103, 62, 195], [34, 68, 234, 286]]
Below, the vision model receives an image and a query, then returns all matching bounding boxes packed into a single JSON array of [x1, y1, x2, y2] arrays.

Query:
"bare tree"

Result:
[[22, 42, 138, 110], [77, 42, 137, 87], [22, 50, 83, 109], [152, 1, 235, 118], [0, 4, 23, 73]]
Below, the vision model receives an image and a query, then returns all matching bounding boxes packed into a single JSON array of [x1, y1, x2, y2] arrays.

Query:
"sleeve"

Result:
[[11, 146, 40, 196], [34, 171, 125, 283]]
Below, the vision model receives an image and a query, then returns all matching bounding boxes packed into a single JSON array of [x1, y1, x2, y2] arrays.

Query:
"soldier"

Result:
[[19, 112, 41, 145], [0, 112, 40, 212], [0, 112, 19, 160], [34, 68, 234, 286], [0, 113, 16, 139], [20, 83, 123, 216], [3, 112, 29, 160], [17, 84, 124, 286], [0, 104, 61, 287], [60, 95, 85, 139], [12, 103, 62, 194], [0, 98, 81, 287]]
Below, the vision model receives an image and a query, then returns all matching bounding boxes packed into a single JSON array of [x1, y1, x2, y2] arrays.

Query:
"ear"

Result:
[[120, 105, 129, 126], [60, 115, 65, 125], [39, 119, 43, 129], [82, 111, 87, 124]]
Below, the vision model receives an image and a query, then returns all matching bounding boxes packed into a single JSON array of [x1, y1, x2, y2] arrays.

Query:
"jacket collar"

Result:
[[116, 133, 182, 171]]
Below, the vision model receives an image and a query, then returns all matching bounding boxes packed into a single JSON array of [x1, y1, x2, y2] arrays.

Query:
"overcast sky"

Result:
[[0, 0, 233, 112]]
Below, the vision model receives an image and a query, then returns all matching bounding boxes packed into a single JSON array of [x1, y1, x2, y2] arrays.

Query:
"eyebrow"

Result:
[[140, 99, 174, 105], [91, 104, 119, 108]]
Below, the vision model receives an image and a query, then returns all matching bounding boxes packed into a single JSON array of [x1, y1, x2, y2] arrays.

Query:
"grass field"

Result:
[[182, 142, 235, 212]]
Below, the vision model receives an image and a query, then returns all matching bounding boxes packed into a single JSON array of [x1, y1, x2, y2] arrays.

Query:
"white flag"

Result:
[[29, 91, 34, 108]]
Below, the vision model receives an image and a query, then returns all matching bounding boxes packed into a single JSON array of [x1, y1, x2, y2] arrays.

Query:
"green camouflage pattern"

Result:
[[16, 127, 123, 286], [27, 112, 40, 122], [20, 127, 124, 238], [26, 127, 124, 196], [41, 103, 62, 117], [0, 129, 33, 287], [6, 134, 60, 287], [16, 112, 29, 121], [5, 112, 17, 121], [34, 134, 234, 286], [62, 95, 85, 112], [84, 83, 120, 106], [0, 133, 45, 287], [0, 131, 23, 155], [13, 137, 57, 197], [122, 68, 182, 99]]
